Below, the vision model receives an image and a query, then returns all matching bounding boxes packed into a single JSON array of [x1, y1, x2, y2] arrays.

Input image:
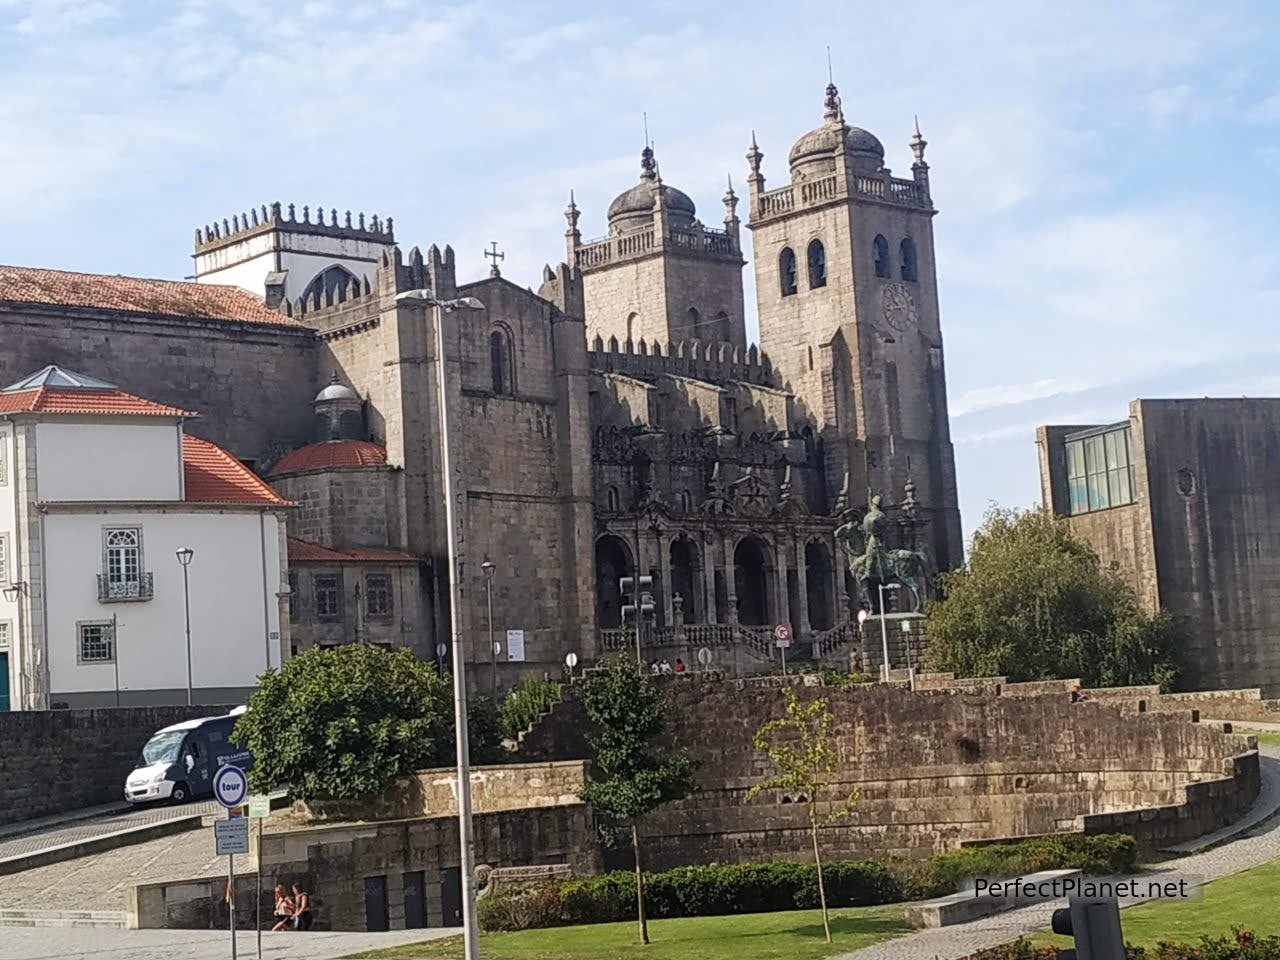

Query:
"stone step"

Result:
[[0, 908, 129, 929]]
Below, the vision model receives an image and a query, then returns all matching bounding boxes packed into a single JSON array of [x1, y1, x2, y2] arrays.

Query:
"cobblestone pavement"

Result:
[[0, 926, 455, 960], [836, 745, 1280, 960], [0, 801, 220, 861], [0, 822, 244, 911]]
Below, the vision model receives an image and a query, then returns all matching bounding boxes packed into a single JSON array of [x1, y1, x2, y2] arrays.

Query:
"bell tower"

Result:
[[747, 83, 963, 571]]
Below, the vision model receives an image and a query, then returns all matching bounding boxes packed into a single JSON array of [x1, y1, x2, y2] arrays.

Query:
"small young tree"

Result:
[[578, 657, 697, 945], [746, 687, 859, 943]]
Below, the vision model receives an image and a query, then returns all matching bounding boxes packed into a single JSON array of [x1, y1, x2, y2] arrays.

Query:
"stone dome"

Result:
[[788, 83, 885, 177], [606, 146, 697, 233], [314, 379, 359, 403]]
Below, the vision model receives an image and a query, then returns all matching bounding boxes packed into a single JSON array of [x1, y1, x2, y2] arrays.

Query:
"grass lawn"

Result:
[[1246, 729, 1280, 748], [1029, 856, 1280, 951], [348, 905, 909, 960]]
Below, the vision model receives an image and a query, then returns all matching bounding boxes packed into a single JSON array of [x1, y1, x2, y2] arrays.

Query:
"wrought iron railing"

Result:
[[97, 572, 154, 602]]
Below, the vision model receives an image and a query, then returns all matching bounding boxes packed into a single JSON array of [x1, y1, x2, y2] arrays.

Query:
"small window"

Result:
[[606, 487, 620, 512], [315, 575, 342, 621], [779, 247, 798, 296], [490, 329, 514, 396], [808, 346, 814, 371], [900, 238, 918, 282], [288, 571, 299, 622], [723, 396, 739, 432], [807, 239, 826, 288], [0, 620, 10, 649], [626, 312, 637, 345], [679, 490, 693, 512], [104, 528, 142, 591], [365, 574, 393, 619], [873, 235, 890, 279], [78, 620, 115, 663], [687, 307, 701, 337]]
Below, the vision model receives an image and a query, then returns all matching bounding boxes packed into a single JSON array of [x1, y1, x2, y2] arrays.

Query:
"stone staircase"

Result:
[[0, 908, 129, 929]]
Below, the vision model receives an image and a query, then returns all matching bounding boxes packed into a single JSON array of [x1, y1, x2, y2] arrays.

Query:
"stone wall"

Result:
[[0, 705, 233, 826], [0, 305, 317, 465], [131, 805, 600, 931], [518, 676, 1257, 864], [296, 760, 587, 822]]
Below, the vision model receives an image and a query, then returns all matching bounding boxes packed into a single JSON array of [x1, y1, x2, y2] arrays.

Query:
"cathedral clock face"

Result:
[[881, 283, 917, 332]]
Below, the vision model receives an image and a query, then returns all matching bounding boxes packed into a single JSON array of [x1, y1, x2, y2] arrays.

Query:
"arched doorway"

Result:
[[670, 536, 702, 623], [734, 536, 771, 626], [595, 535, 633, 628], [806, 540, 834, 630]]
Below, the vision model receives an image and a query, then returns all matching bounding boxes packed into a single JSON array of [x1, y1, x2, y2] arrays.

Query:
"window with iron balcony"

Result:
[[98, 528, 153, 601]]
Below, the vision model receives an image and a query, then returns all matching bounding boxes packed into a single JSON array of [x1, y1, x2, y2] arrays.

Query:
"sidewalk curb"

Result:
[[0, 815, 204, 877]]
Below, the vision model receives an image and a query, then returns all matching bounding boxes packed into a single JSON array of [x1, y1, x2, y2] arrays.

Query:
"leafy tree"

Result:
[[746, 687, 859, 943], [577, 657, 697, 945], [926, 506, 1183, 688], [235, 644, 497, 800]]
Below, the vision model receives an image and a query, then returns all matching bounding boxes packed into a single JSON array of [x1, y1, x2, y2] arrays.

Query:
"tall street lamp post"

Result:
[[877, 581, 898, 681], [176, 547, 195, 706], [481, 558, 497, 699], [396, 289, 486, 960]]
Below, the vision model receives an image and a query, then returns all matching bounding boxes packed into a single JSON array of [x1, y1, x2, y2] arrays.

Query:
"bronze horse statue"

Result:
[[834, 494, 931, 613]]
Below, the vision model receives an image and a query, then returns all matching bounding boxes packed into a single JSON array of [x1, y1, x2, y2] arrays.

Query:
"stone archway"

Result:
[[734, 536, 771, 626], [670, 536, 702, 624], [595, 535, 633, 628], [806, 540, 835, 630]]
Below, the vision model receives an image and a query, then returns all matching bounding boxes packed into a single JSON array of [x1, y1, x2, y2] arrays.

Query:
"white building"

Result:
[[0, 366, 291, 710]]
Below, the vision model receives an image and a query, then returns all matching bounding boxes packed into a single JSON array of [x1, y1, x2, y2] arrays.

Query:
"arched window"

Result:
[[687, 307, 701, 337], [489, 328, 514, 396], [679, 490, 693, 513], [714, 310, 731, 342], [301, 265, 359, 305], [900, 238, 918, 282], [779, 247, 798, 296], [625, 312, 637, 346], [807, 239, 826, 288], [606, 486, 620, 512], [873, 235, 890, 279]]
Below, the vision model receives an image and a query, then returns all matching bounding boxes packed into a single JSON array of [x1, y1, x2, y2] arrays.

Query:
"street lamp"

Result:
[[877, 582, 898, 681], [395, 288, 486, 960], [481, 558, 497, 699], [176, 547, 194, 706]]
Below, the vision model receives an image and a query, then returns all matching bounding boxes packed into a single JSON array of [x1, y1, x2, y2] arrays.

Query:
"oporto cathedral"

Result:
[[0, 80, 962, 688]]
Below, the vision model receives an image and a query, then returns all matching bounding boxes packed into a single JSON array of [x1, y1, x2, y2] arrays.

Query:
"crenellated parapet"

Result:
[[588, 335, 774, 387], [193, 201, 394, 253]]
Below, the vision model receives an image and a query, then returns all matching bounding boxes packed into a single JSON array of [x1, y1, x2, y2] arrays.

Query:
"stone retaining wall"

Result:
[[0, 705, 234, 826], [520, 676, 1258, 866]]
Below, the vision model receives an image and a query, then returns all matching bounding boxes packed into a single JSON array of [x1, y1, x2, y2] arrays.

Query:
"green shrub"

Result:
[[500, 675, 561, 739], [816, 666, 875, 687], [477, 884, 563, 932]]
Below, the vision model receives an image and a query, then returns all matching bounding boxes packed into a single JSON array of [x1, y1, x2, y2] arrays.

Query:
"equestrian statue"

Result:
[[834, 492, 931, 613]]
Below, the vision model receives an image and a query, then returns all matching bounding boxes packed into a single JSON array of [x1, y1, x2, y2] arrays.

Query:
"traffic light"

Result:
[[1051, 897, 1125, 960]]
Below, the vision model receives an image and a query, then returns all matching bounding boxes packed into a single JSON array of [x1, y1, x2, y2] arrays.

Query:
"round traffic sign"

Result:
[[697, 646, 713, 666], [773, 623, 792, 642], [857, 608, 869, 625], [565, 652, 579, 669], [436, 643, 448, 658], [213, 764, 248, 808]]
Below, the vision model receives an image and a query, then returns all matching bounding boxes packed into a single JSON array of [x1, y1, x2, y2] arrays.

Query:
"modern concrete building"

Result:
[[1038, 398, 1280, 694]]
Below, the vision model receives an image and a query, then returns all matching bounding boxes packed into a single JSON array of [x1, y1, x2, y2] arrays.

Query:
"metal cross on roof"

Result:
[[484, 241, 505, 277]]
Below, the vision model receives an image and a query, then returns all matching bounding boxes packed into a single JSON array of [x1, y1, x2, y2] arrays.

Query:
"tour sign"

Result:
[[213, 764, 248, 808], [774, 623, 792, 647]]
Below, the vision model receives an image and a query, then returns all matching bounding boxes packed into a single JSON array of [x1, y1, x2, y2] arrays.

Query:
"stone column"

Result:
[[774, 534, 790, 630], [659, 531, 674, 627], [723, 533, 738, 626], [794, 534, 811, 637], [701, 535, 717, 625]]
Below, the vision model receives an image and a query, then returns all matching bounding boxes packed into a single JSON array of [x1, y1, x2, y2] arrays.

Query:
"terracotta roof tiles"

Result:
[[0, 387, 197, 418], [269, 440, 388, 476], [183, 434, 290, 506], [0, 265, 298, 327], [287, 537, 417, 564]]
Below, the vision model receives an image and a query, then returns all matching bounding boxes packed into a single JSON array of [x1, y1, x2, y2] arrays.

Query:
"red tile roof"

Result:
[[0, 387, 198, 417], [269, 440, 388, 476], [183, 434, 290, 506], [287, 537, 418, 564], [0, 265, 299, 327]]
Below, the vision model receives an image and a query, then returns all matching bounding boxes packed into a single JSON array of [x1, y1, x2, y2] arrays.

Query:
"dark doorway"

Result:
[[364, 875, 388, 932], [806, 541, 834, 630], [734, 537, 771, 626], [787, 568, 800, 635], [0, 652, 9, 711], [441, 866, 463, 928], [714, 570, 728, 622], [594, 536, 632, 628], [403, 871, 426, 929], [670, 537, 702, 623]]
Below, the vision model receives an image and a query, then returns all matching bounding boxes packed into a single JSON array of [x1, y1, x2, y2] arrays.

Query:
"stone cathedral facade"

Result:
[[0, 82, 962, 687]]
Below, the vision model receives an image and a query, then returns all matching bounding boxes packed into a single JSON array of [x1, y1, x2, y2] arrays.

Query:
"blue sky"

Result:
[[2, 0, 1278, 543]]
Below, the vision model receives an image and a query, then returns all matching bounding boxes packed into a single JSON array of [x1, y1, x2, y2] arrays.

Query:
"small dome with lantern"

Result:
[[606, 145, 698, 234], [788, 83, 885, 179]]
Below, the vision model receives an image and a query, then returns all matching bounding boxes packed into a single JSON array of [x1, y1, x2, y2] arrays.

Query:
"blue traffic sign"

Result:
[[213, 764, 248, 808]]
